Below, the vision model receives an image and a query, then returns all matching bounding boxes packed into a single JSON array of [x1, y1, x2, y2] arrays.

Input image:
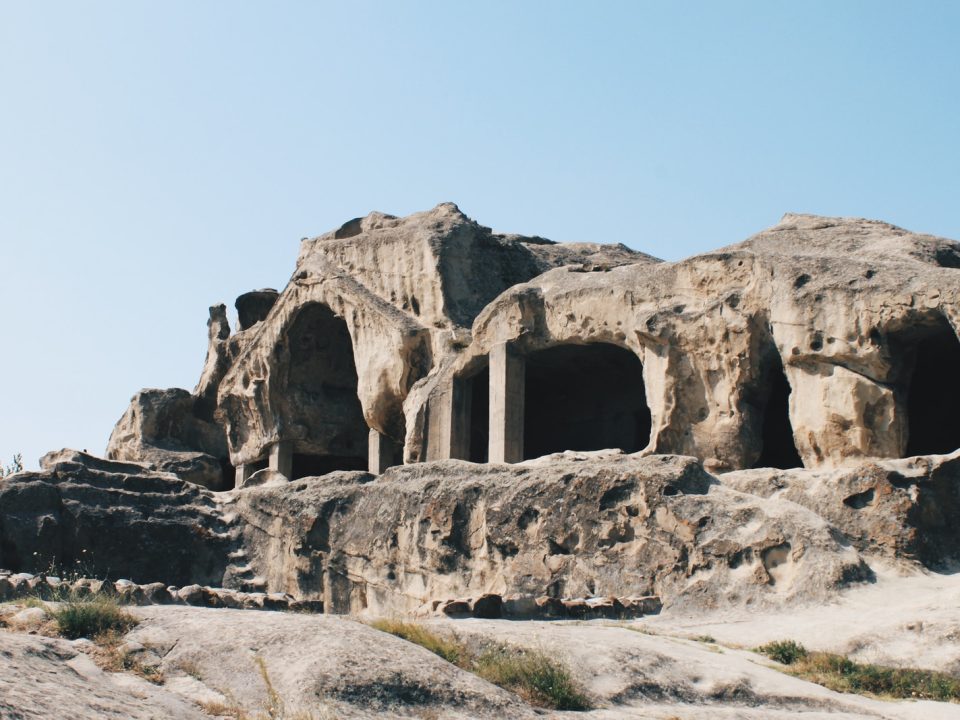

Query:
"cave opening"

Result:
[[902, 318, 960, 457], [752, 352, 803, 469], [218, 460, 237, 491], [467, 365, 489, 463], [284, 303, 368, 479], [523, 343, 651, 461], [291, 453, 367, 478]]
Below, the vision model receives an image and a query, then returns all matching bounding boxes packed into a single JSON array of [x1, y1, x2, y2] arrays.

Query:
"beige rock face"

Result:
[[12, 449, 960, 616], [106, 203, 960, 485], [214, 202, 653, 471], [229, 454, 876, 616], [447, 213, 960, 471]]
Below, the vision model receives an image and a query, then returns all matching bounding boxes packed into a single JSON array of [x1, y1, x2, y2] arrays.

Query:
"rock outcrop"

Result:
[[0, 451, 232, 586], [4, 203, 960, 718], [3, 596, 958, 719], [5, 449, 959, 618], [101, 204, 960, 490]]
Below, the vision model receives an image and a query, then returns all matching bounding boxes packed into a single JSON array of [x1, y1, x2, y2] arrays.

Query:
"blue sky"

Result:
[[1, 2, 958, 469]]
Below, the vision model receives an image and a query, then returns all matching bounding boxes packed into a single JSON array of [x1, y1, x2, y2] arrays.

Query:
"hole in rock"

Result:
[[900, 318, 960, 457], [283, 303, 369, 479], [467, 365, 489, 463], [843, 488, 875, 510], [219, 460, 237, 491], [752, 352, 803, 469], [523, 343, 651, 460], [291, 454, 367, 478]]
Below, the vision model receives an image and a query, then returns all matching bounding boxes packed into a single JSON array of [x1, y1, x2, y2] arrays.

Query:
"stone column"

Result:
[[489, 342, 525, 463], [235, 463, 252, 488], [368, 429, 397, 474], [426, 381, 472, 461], [269, 440, 293, 479]]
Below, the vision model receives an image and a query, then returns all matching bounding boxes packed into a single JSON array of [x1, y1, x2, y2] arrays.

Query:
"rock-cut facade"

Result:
[[105, 202, 960, 489]]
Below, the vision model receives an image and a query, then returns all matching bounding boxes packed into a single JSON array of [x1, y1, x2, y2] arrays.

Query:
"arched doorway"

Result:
[[281, 303, 369, 478], [522, 343, 651, 460], [752, 352, 803, 469]]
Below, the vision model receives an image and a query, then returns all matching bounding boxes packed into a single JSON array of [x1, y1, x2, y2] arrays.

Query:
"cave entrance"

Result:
[[522, 343, 651, 461], [284, 303, 368, 479], [467, 365, 489, 463], [752, 353, 803, 469], [291, 453, 367, 477], [901, 318, 960, 457]]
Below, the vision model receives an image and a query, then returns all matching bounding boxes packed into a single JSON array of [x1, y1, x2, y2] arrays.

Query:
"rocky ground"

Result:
[[2, 564, 959, 719], [2, 450, 960, 717]]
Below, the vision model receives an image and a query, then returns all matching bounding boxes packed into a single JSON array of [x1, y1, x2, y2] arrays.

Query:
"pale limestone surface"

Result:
[[639, 558, 960, 676], [0, 632, 206, 719], [2, 600, 958, 719], [454, 212, 960, 470]]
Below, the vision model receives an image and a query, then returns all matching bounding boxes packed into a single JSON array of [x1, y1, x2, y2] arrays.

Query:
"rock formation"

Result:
[[5, 203, 960, 717], [5, 202, 960, 615], [96, 204, 960, 490]]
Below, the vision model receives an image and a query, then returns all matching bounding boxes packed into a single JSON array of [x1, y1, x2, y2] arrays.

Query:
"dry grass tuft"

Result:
[[198, 656, 334, 719], [369, 619, 591, 711], [758, 639, 960, 702], [52, 596, 138, 640]]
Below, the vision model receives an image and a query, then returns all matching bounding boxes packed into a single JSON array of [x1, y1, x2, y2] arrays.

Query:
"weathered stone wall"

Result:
[[5, 450, 960, 618]]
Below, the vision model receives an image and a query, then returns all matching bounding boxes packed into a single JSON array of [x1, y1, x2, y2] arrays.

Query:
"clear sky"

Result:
[[1, 2, 958, 470]]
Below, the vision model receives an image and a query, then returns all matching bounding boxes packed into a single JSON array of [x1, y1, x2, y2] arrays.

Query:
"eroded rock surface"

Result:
[[0, 451, 232, 586], [2, 600, 957, 720], [231, 454, 872, 615], [5, 451, 959, 617], [0, 632, 206, 720], [102, 204, 960, 488]]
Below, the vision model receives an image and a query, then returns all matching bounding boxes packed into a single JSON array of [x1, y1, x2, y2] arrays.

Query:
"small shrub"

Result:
[[175, 658, 204, 680], [0, 453, 23, 479], [798, 652, 960, 701], [199, 657, 330, 719], [53, 597, 138, 640], [758, 639, 808, 665]]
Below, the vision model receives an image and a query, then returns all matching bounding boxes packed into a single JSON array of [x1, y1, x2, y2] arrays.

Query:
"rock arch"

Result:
[[276, 302, 369, 478]]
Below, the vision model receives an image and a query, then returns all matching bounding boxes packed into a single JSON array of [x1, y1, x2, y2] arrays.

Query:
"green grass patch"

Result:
[[52, 596, 138, 640], [758, 639, 807, 665], [758, 639, 960, 702], [370, 619, 591, 711]]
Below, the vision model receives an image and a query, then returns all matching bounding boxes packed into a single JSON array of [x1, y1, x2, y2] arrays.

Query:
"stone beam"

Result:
[[425, 382, 471, 461]]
